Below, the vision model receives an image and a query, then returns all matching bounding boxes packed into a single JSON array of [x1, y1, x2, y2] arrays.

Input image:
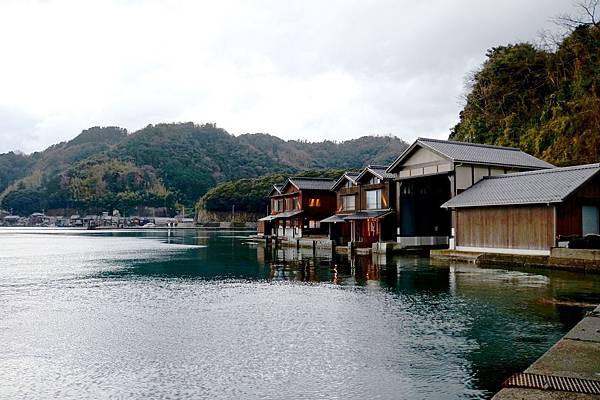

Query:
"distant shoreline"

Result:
[[0, 226, 257, 231]]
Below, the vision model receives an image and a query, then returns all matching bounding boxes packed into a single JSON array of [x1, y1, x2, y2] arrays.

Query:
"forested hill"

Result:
[[450, 23, 600, 165], [198, 169, 348, 217], [0, 123, 408, 215]]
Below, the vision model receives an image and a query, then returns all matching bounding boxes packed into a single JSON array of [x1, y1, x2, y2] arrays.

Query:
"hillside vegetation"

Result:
[[198, 169, 348, 215], [0, 123, 407, 215], [450, 23, 600, 165]]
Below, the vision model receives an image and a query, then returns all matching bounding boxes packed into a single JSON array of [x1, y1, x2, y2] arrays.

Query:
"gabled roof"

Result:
[[356, 165, 395, 182], [442, 163, 600, 209], [387, 138, 554, 172], [268, 184, 284, 196], [331, 172, 359, 191], [282, 176, 336, 192]]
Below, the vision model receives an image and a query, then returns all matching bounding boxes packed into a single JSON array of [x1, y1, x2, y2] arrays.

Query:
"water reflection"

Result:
[[257, 241, 600, 396], [2, 228, 600, 400]]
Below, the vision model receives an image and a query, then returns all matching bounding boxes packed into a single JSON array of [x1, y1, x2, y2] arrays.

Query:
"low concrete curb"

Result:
[[430, 249, 600, 273], [493, 305, 600, 399]]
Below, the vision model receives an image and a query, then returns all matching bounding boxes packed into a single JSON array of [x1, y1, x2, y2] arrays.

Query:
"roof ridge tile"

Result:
[[417, 137, 521, 151]]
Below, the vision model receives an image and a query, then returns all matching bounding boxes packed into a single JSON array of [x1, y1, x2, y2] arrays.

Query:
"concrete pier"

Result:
[[431, 249, 600, 273], [493, 305, 600, 399]]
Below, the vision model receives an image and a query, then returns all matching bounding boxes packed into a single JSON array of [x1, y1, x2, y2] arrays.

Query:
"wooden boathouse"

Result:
[[385, 138, 554, 249], [441, 163, 600, 255], [321, 166, 396, 248], [320, 172, 359, 245], [258, 177, 336, 238], [256, 184, 283, 236]]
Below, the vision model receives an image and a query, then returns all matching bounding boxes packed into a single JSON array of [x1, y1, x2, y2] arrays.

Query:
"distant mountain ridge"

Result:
[[0, 123, 408, 215]]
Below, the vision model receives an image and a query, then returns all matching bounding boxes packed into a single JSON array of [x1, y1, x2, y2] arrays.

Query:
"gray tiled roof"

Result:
[[268, 184, 284, 196], [331, 172, 359, 190], [419, 138, 554, 169], [366, 165, 396, 180], [288, 177, 336, 191], [442, 163, 600, 208], [356, 165, 395, 182], [342, 208, 394, 220], [387, 138, 554, 172]]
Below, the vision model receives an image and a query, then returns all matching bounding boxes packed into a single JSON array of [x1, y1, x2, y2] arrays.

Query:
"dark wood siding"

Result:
[[556, 174, 600, 237], [301, 189, 336, 219], [456, 205, 555, 250]]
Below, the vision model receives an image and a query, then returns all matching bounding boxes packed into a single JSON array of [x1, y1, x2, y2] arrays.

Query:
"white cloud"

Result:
[[0, 0, 573, 153]]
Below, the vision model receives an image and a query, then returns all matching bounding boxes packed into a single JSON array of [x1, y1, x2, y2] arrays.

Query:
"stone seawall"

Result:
[[431, 249, 600, 273], [493, 305, 600, 399]]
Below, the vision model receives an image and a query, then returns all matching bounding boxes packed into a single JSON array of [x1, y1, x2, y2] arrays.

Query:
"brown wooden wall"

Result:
[[335, 181, 395, 212], [456, 205, 555, 250], [300, 189, 337, 220], [556, 174, 600, 237]]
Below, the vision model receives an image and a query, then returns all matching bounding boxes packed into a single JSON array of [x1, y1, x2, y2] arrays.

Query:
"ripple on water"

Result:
[[1, 229, 599, 400]]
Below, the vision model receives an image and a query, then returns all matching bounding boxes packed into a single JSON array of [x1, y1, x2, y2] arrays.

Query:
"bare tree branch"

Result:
[[552, 0, 599, 30]]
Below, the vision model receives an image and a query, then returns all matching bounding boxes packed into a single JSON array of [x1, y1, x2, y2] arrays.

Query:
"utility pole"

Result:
[[232, 204, 235, 222]]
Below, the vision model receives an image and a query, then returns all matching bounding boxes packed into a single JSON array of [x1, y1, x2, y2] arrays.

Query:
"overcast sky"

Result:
[[0, 0, 575, 153]]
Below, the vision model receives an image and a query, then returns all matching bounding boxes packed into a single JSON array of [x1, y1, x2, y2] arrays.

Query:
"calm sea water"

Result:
[[1, 228, 599, 400]]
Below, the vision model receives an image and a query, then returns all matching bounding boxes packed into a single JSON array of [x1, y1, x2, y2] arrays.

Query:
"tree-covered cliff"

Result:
[[450, 23, 600, 165]]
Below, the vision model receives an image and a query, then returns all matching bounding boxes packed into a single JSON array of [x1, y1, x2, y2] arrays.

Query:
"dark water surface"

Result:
[[1, 228, 600, 399]]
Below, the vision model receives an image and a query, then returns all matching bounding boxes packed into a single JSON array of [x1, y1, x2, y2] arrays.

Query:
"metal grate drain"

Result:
[[503, 372, 600, 395]]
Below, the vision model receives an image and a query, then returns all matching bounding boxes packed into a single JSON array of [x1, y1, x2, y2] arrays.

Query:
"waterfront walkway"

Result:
[[494, 305, 600, 399]]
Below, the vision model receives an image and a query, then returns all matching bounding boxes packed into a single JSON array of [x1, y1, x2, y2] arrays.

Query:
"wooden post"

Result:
[[396, 180, 402, 238]]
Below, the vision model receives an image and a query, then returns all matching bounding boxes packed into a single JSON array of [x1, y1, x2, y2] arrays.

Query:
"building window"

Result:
[[309, 220, 321, 229], [341, 195, 356, 211], [272, 200, 279, 212], [366, 190, 381, 209], [308, 198, 321, 207], [368, 176, 380, 184], [583, 206, 599, 235], [285, 197, 299, 210]]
